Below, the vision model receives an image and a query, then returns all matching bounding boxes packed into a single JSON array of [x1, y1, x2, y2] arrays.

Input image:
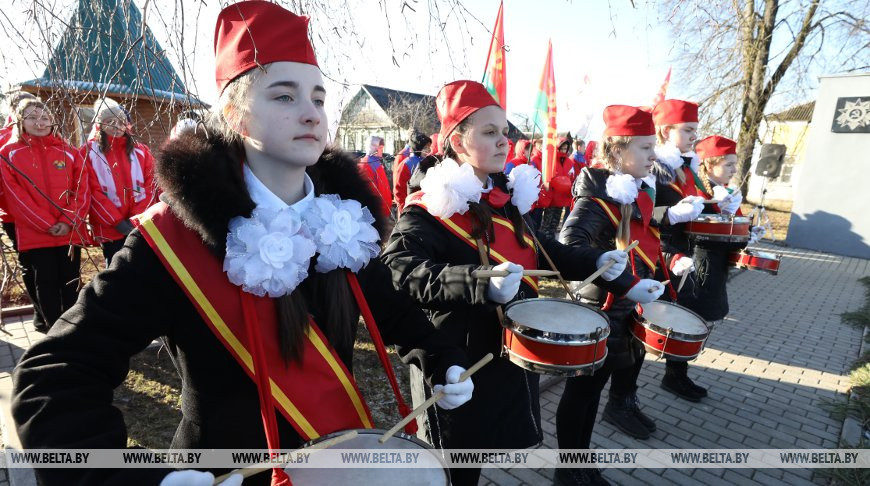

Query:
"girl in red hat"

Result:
[[11, 2, 473, 485], [82, 97, 157, 266], [382, 80, 627, 486], [650, 99, 718, 403], [0, 99, 90, 333], [676, 135, 760, 340], [557, 105, 702, 484]]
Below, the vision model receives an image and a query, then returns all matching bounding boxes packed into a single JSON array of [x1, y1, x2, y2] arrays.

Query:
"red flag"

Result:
[[652, 67, 672, 106], [532, 40, 558, 186], [482, 1, 507, 110]]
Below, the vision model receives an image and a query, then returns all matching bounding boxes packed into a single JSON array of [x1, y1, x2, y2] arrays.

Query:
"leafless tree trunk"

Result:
[[658, 0, 869, 195]]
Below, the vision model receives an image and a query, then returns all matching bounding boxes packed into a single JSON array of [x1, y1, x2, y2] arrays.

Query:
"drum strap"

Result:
[[345, 271, 418, 435]]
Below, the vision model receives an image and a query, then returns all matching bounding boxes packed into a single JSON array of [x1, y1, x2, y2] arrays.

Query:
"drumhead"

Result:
[[505, 298, 609, 334], [287, 429, 448, 485], [641, 301, 707, 335]]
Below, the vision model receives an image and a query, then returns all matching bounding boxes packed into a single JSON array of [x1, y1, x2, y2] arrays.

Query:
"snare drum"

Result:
[[631, 301, 710, 361], [729, 248, 782, 275], [502, 298, 610, 376], [685, 214, 750, 243], [286, 429, 449, 485]]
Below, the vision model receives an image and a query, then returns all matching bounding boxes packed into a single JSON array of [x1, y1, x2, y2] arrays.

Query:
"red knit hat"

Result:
[[602, 105, 655, 137], [652, 99, 699, 126], [695, 135, 737, 159], [436, 80, 500, 144], [214, 1, 319, 94]]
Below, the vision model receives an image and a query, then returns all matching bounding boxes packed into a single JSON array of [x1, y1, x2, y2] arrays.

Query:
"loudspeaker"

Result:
[[755, 144, 786, 178]]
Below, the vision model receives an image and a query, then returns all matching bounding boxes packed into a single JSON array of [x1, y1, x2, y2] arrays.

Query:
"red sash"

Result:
[[668, 166, 705, 197], [406, 192, 539, 293], [133, 203, 374, 442], [589, 194, 661, 273]]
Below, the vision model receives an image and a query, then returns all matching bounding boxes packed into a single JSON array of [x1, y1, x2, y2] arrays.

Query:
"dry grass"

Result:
[[740, 199, 793, 242], [0, 241, 107, 309]]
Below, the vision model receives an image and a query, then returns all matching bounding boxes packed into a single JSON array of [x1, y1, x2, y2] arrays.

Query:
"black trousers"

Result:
[[609, 344, 646, 399], [556, 359, 616, 449], [2, 222, 44, 326], [101, 239, 126, 268], [18, 245, 81, 328]]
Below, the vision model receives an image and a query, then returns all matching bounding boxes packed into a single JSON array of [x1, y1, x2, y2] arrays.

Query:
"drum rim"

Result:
[[688, 232, 750, 242], [636, 301, 710, 341], [504, 348, 609, 377], [503, 298, 611, 342], [301, 428, 437, 451], [688, 215, 752, 224]]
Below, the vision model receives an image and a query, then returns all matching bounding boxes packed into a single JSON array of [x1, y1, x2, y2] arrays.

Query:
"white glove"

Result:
[[749, 226, 766, 244], [719, 190, 742, 215], [670, 256, 695, 277], [485, 262, 523, 304], [596, 250, 628, 281], [433, 365, 474, 410], [160, 470, 243, 486], [667, 196, 704, 224], [625, 279, 666, 304]]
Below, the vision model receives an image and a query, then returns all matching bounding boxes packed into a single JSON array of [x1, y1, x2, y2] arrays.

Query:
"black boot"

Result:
[[603, 395, 651, 440], [554, 467, 611, 486], [626, 393, 656, 432], [661, 368, 705, 402]]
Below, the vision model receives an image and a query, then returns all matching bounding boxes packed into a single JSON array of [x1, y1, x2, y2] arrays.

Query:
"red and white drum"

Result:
[[288, 429, 449, 485], [686, 214, 751, 243], [631, 301, 710, 361], [729, 248, 782, 275], [502, 298, 610, 376]]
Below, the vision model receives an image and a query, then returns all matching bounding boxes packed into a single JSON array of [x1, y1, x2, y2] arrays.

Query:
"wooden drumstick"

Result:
[[378, 353, 494, 444], [213, 430, 359, 483], [472, 269, 561, 278], [572, 240, 639, 292], [677, 271, 690, 293], [651, 280, 670, 292]]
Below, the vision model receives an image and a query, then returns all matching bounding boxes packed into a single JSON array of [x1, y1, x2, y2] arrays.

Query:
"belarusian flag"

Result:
[[652, 67, 672, 106], [481, 1, 506, 109], [532, 39, 557, 186]]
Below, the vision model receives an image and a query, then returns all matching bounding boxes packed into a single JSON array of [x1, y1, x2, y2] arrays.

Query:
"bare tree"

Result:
[[510, 112, 534, 133], [383, 92, 439, 137], [657, 0, 870, 195]]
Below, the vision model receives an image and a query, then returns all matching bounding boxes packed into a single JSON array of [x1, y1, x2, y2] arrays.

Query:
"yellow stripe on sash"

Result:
[[304, 327, 373, 429], [589, 198, 658, 271], [441, 217, 538, 292], [139, 218, 319, 438], [491, 216, 536, 249]]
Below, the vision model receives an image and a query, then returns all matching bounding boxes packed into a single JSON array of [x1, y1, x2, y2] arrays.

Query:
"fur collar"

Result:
[[156, 131, 389, 256]]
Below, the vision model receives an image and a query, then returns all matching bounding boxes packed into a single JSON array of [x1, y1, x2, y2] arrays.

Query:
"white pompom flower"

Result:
[[605, 173, 639, 204], [304, 194, 381, 272], [507, 163, 542, 215], [419, 157, 483, 218], [224, 207, 317, 297], [654, 143, 683, 171]]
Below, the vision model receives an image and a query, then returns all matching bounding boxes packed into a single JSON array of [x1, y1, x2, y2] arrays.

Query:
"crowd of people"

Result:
[[4, 2, 765, 485]]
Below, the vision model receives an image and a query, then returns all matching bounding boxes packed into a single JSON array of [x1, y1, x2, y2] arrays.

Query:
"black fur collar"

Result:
[[156, 131, 389, 255]]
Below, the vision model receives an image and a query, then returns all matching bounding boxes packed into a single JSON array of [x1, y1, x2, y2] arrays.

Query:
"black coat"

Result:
[[659, 180, 747, 321], [381, 172, 599, 450], [561, 168, 662, 368], [11, 133, 468, 486]]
